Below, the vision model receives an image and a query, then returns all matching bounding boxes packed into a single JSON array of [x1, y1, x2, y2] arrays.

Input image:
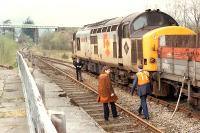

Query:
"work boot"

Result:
[[113, 115, 119, 118], [138, 107, 142, 115], [105, 118, 109, 121], [142, 116, 150, 120]]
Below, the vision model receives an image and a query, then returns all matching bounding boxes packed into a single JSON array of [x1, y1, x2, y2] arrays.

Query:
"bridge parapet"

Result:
[[17, 52, 57, 133], [0, 24, 58, 29]]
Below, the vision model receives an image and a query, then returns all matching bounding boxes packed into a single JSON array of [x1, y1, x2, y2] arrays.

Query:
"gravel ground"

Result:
[[50, 62, 200, 133], [85, 73, 200, 133]]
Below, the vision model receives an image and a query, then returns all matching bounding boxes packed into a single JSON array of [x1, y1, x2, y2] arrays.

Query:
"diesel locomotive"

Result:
[[72, 9, 200, 108]]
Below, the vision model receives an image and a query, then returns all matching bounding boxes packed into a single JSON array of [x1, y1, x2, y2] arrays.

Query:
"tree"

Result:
[[18, 32, 34, 47], [166, 0, 188, 26], [21, 17, 39, 43], [3, 19, 11, 25], [188, 0, 200, 32], [1, 19, 14, 37], [166, 0, 200, 31], [39, 28, 78, 51]]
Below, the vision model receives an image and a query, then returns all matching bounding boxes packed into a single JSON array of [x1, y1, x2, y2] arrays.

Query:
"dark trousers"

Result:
[[138, 95, 149, 118], [76, 69, 82, 81], [103, 102, 117, 120]]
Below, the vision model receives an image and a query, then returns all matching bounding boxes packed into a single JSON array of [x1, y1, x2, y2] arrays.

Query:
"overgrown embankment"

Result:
[[0, 37, 18, 67], [33, 27, 78, 62]]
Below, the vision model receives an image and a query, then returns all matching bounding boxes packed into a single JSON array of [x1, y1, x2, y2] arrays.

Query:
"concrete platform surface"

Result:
[[0, 69, 28, 133], [33, 69, 105, 133]]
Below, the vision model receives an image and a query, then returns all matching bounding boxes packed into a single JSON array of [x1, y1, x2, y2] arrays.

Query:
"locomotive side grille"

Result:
[[165, 35, 173, 47], [137, 40, 143, 59], [77, 38, 81, 51], [94, 45, 98, 54], [198, 33, 200, 48], [131, 40, 137, 64], [165, 35, 196, 48], [90, 36, 98, 44], [113, 42, 117, 58]]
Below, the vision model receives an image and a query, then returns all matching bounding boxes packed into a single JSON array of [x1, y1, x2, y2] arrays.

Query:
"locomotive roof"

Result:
[[82, 12, 141, 28], [121, 12, 140, 23], [83, 18, 114, 29], [104, 17, 124, 26], [80, 9, 178, 33], [76, 28, 90, 36]]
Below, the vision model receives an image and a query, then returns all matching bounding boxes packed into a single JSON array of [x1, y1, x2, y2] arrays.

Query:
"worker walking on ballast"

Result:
[[97, 66, 118, 121], [131, 65, 151, 120]]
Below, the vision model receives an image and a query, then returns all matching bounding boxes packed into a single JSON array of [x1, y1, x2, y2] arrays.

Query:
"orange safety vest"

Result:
[[136, 71, 150, 86]]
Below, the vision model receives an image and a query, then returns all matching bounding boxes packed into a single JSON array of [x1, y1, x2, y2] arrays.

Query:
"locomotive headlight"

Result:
[[150, 57, 156, 63]]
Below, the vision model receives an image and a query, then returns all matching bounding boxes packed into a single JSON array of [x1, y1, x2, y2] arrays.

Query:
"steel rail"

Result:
[[36, 56, 164, 133], [35, 55, 200, 120]]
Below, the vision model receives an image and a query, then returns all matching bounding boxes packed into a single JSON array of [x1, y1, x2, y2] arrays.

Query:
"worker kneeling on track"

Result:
[[97, 66, 118, 121], [131, 64, 152, 120]]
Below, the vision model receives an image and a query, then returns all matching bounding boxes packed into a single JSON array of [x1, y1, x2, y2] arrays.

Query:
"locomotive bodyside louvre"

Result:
[[72, 32, 76, 54], [131, 40, 137, 64], [129, 39, 143, 72], [118, 24, 123, 59]]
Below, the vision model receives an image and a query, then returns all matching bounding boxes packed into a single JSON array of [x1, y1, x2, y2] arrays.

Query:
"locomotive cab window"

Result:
[[148, 13, 176, 26], [132, 15, 147, 31], [148, 13, 164, 26], [130, 12, 178, 34], [122, 24, 130, 38]]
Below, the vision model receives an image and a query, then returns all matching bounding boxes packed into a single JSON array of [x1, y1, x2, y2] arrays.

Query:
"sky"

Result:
[[0, 0, 169, 27]]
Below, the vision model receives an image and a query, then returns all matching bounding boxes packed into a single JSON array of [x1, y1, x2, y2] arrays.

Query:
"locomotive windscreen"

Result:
[[147, 12, 177, 26], [131, 11, 178, 33]]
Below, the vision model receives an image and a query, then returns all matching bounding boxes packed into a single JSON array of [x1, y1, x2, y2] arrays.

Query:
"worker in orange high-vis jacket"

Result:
[[131, 64, 152, 120]]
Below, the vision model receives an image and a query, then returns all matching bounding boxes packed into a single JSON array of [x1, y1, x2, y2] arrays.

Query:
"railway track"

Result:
[[0, 64, 13, 69], [36, 56, 163, 133], [36, 55, 200, 120]]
